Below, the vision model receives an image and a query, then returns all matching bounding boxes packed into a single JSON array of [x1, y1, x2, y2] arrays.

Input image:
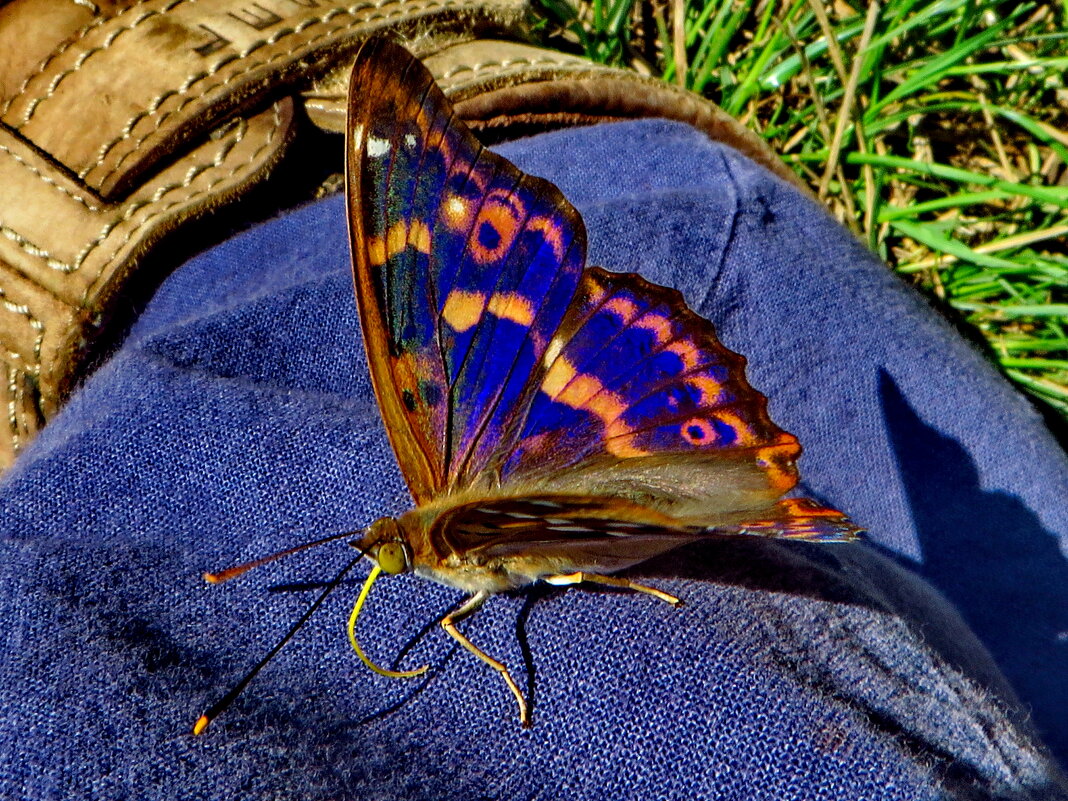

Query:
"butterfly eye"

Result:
[[377, 542, 409, 575]]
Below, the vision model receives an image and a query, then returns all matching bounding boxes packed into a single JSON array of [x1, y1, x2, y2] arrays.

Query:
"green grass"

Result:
[[532, 0, 1068, 416]]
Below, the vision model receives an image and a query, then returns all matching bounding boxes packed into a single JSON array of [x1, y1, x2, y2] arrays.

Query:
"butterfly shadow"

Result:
[[878, 369, 1068, 763], [620, 507, 1052, 732]]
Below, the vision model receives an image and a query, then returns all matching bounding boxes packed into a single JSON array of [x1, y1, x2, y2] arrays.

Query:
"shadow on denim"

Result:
[[880, 368, 1068, 764]]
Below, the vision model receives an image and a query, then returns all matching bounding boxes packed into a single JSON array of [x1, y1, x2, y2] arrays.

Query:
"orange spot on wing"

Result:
[[755, 433, 802, 493], [664, 340, 702, 371], [541, 357, 577, 399], [680, 417, 716, 445], [442, 289, 486, 332], [408, 220, 431, 253], [540, 357, 647, 458], [686, 374, 724, 405], [487, 292, 534, 327], [633, 312, 673, 345], [471, 195, 523, 263], [712, 410, 758, 447], [366, 220, 431, 265], [527, 214, 567, 262], [603, 296, 639, 321]]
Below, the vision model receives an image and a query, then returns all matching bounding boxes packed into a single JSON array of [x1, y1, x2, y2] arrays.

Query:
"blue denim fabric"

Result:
[[1, 120, 1066, 800]]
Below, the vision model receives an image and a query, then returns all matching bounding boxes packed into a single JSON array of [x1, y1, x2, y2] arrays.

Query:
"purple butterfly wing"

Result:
[[347, 39, 584, 502], [490, 268, 858, 540]]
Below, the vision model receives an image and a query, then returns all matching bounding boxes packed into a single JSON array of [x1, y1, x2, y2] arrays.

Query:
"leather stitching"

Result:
[[0, 224, 73, 272], [0, 108, 253, 277], [0, 0, 144, 118], [0, 288, 44, 452], [0, 287, 44, 372], [20, 6, 182, 125], [0, 100, 283, 447], [93, 0, 453, 184], [81, 100, 282, 302], [7, 365, 23, 452], [437, 62, 610, 94], [0, 144, 101, 211], [437, 55, 587, 82], [76, 117, 250, 288]]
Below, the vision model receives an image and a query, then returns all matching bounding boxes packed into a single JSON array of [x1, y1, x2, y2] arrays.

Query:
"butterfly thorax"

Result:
[[357, 508, 517, 594]]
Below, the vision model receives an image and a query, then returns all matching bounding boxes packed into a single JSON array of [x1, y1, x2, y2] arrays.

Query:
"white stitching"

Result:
[[7, 365, 23, 451], [0, 288, 45, 371], [0, 101, 282, 446], [16, 0, 188, 126], [437, 62, 603, 94], [0, 1, 140, 118], [0, 225, 72, 271], [437, 56, 585, 81], [0, 144, 101, 211], [80, 101, 281, 302], [73, 116, 250, 287], [0, 101, 263, 277]]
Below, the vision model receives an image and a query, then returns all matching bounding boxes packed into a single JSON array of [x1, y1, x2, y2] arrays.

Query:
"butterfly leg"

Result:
[[441, 590, 530, 727], [543, 572, 683, 607]]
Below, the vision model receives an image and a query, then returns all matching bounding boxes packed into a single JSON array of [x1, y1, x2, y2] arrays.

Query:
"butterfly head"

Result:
[[357, 517, 413, 575]]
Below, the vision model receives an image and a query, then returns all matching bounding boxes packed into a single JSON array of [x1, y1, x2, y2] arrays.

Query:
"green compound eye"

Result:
[[377, 542, 408, 574]]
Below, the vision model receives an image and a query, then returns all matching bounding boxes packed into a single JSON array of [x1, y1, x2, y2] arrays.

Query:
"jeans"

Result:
[[1, 120, 1065, 800]]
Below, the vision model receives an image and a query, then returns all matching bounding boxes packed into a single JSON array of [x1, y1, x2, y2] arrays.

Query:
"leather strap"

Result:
[[0, 1, 800, 468]]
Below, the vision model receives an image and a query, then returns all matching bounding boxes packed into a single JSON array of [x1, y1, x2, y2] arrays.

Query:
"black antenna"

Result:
[[193, 545, 371, 735]]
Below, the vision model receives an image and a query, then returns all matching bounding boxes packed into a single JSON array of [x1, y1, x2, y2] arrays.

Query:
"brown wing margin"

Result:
[[346, 38, 442, 504]]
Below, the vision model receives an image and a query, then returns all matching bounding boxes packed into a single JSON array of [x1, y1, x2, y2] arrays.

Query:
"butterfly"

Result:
[[195, 38, 860, 734]]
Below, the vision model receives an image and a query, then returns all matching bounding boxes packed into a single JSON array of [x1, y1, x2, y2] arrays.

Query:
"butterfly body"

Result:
[[335, 39, 862, 724], [362, 491, 693, 596]]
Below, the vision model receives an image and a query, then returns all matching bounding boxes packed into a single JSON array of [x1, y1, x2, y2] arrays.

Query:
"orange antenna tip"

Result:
[[193, 715, 211, 736]]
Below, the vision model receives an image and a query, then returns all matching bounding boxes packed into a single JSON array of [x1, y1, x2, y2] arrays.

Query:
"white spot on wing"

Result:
[[367, 136, 391, 158], [543, 336, 565, 368], [404, 132, 417, 149]]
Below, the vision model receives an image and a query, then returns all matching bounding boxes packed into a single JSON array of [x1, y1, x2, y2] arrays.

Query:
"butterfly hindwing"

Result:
[[428, 495, 858, 581], [481, 268, 856, 540], [498, 269, 801, 494], [347, 38, 585, 502]]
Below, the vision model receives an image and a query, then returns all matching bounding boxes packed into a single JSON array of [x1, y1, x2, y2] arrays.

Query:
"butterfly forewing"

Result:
[[347, 38, 585, 501], [348, 41, 444, 502]]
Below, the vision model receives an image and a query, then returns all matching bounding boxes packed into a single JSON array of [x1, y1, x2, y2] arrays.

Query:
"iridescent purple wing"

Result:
[[501, 268, 799, 485], [347, 39, 584, 503], [477, 268, 857, 540]]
